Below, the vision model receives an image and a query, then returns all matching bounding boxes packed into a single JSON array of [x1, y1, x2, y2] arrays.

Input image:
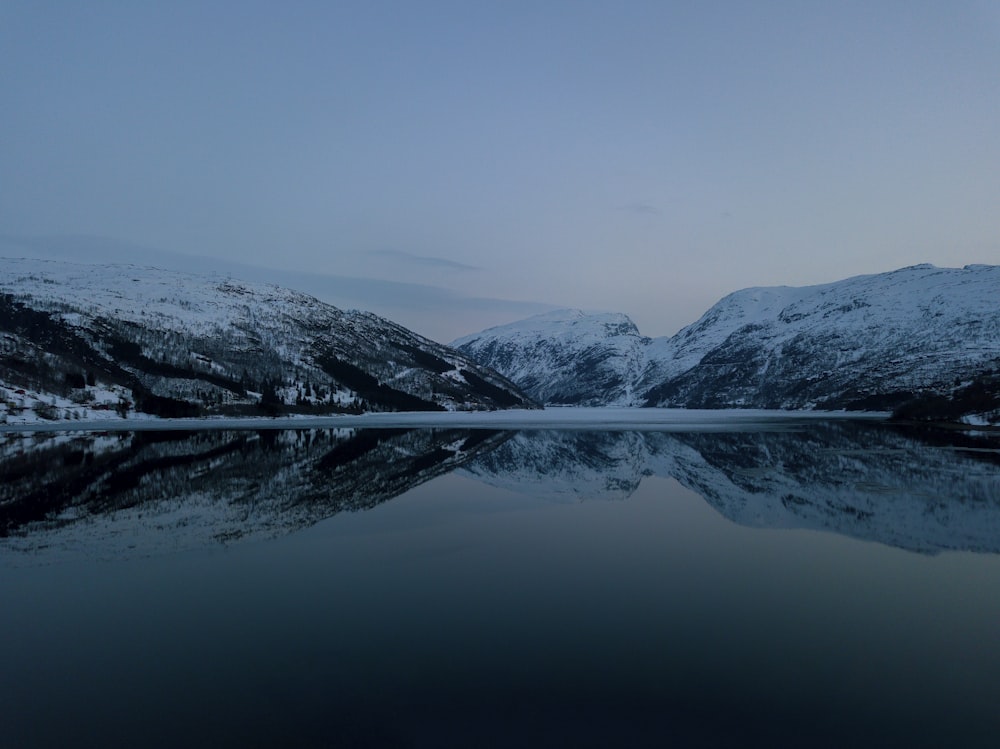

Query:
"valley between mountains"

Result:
[[454, 264, 1000, 425]]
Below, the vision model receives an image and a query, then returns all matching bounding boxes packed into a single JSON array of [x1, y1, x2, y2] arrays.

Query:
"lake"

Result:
[[2, 419, 1000, 747]]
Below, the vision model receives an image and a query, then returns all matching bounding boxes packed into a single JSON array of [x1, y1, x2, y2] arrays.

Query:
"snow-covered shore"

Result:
[[0, 407, 890, 434]]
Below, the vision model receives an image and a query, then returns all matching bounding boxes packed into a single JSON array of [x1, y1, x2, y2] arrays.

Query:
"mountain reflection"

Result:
[[462, 424, 1000, 554], [2, 422, 999, 561], [0, 428, 509, 562]]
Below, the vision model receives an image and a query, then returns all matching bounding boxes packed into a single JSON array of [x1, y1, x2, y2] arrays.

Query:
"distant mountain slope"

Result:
[[452, 309, 650, 406], [454, 264, 1000, 414], [0, 258, 536, 422], [645, 264, 1000, 410]]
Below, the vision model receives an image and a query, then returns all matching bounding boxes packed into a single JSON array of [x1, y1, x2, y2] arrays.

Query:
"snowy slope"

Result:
[[645, 264, 1000, 409], [0, 258, 535, 422], [454, 265, 1000, 412], [452, 309, 650, 406]]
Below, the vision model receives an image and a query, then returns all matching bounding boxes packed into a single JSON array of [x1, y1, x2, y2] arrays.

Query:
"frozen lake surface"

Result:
[[0, 405, 890, 433]]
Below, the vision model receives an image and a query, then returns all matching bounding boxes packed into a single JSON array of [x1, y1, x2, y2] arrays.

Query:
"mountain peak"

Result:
[[452, 308, 642, 348], [452, 308, 647, 406]]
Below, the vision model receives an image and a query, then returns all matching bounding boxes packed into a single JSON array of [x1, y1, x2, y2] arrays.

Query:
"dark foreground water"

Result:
[[2, 421, 1000, 748]]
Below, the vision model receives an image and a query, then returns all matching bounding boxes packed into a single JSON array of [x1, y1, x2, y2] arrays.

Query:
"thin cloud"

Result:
[[619, 202, 661, 216], [366, 249, 481, 271], [0, 233, 550, 342]]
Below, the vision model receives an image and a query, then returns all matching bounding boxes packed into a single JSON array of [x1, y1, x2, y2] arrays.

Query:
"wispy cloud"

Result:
[[619, 202, 661, 216], [0, 233, 550, 342], [366, 249, 481, 271]]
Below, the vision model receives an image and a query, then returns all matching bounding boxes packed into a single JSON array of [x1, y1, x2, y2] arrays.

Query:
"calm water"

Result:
[[2, 422, 1000, 748]]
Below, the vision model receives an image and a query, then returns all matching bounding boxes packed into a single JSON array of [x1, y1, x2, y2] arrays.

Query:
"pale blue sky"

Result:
[[2, 1, 998, 341]]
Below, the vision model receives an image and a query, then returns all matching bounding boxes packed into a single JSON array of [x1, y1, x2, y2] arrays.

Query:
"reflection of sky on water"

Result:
[[3, 466, 1000, 747]]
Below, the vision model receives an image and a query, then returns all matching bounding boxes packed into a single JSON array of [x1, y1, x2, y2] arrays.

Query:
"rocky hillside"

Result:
[[455, 264, 1000, 415], [0, 258, 536, 422]]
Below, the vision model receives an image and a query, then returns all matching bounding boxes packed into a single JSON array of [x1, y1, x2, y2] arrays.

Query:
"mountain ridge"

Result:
[[454, 264, 1000, 420], [0, 257, 537, 422]]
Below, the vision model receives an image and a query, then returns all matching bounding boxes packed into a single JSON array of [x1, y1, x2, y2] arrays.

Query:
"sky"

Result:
[[2, 1, 999, 342]]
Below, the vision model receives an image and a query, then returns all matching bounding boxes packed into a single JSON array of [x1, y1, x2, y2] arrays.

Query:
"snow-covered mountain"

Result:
[[454, 264, 1000, 414], [451, 309, 650, 406], [644, 263, 1000, 410], [0, 258, 536, 422]]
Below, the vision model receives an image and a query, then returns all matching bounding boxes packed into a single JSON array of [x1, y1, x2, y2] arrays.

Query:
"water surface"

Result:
[[2, 422, 999, 747]]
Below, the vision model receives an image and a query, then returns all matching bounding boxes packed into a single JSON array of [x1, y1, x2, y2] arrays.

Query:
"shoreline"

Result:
[[0, 407, 891, 434]]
